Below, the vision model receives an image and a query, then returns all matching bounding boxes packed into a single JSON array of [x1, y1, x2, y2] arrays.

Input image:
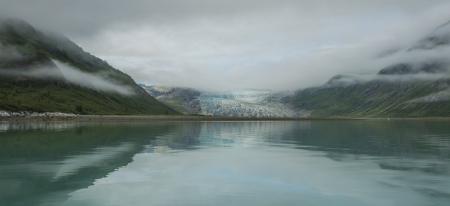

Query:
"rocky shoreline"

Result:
[[2, 111, 450, 122], [0, 114, 308, 122], [0, 111, 320, 122], [0, 111, 77, 120]]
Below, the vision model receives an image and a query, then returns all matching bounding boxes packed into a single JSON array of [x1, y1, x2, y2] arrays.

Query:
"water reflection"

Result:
[[0, 123, 176, 206], [0, 121, 449, 206]]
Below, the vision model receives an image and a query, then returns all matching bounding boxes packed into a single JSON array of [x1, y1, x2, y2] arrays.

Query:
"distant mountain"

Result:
[[409, 20, 450, 50], [0, 19, 178, 115], [287, 77, 450, 117], [142, 85, 301, 117], [287, 21, 450, 117], [142, 20, 450, 118], [141, 85, 202, 114]]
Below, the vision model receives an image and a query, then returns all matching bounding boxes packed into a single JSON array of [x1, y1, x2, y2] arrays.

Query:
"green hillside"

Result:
[[0, 19, 178, 115], [288, 78, 450, 117], [288, 20, 450, 118]]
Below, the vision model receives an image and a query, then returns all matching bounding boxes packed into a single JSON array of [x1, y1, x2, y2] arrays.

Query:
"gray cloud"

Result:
[[0, 60, 134, 95], [2, 0, 450, 91], [0, 43, 24, 61], [1, 0, 447, 36], [54, 61, 135, 95]]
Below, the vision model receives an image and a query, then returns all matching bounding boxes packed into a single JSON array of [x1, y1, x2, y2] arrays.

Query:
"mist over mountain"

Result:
[[0, 19, 177, 115], [286, 20, 450, 117], [140, 19, 450, 118], [5, 0, 449, 91], [2, 14, 450, 117]]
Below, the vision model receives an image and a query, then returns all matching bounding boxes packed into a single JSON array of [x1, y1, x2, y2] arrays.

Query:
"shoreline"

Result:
[[2, 114, 450, 122]]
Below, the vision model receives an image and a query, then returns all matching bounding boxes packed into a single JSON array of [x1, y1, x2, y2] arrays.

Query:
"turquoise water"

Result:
[[0, 121, 449, 206]]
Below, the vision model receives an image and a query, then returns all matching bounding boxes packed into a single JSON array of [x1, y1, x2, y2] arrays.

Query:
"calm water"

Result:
[[0, 121, 449, 206]]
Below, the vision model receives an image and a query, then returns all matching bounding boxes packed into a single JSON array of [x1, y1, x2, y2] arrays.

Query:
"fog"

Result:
[[326, 72, 450, 87], [2, 1, 450, 91], [54, 61, 135, 95], [0, 59, 135, 95], [0, 43, 24, 61]]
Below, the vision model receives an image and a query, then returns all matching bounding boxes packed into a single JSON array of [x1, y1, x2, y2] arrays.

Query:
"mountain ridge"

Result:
[[142, 20, 450, 118], [0, 18, 178, 115], [287, 20, 450, 117]]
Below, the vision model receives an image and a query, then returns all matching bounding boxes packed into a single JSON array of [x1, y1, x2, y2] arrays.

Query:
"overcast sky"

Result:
[[2, 0, 450, 91]]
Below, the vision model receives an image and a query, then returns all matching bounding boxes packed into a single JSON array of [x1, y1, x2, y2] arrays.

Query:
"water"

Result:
[[0, 120, 449, 206]]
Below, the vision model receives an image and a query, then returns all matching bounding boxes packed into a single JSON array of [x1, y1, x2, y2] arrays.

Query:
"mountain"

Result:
[[143, 20, 450, 118], [409, 20, 450, 50], [142, 85, 301, 117], [141, 85, 202, 114], [287, 21, 450, 118], [0, 19, 178, 115], [287, 76, 450, 117]]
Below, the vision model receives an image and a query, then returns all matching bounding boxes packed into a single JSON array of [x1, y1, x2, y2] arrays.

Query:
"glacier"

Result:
[[142, 85, 304, 117]]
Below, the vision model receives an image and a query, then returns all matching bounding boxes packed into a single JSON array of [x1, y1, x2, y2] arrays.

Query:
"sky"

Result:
[[1, 0, 450, 91]]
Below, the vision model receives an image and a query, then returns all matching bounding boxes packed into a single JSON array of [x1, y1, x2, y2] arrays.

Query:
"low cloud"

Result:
[[54, 61, 135, 95], [3, 1, 450, 91], [0, 43, 25, 62], [408, 89, 450, 103], [325, 72, 450, 88], [0, 59, 135, 95]]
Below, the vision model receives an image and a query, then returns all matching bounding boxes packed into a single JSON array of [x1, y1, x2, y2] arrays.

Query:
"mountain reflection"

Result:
[[0, 122, 177, 206], [0, 121, 449, 206]]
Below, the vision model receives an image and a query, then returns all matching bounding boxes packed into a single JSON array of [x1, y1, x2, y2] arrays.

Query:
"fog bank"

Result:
[[2, 1, 450, 90], [0, 59, 134, 95]]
